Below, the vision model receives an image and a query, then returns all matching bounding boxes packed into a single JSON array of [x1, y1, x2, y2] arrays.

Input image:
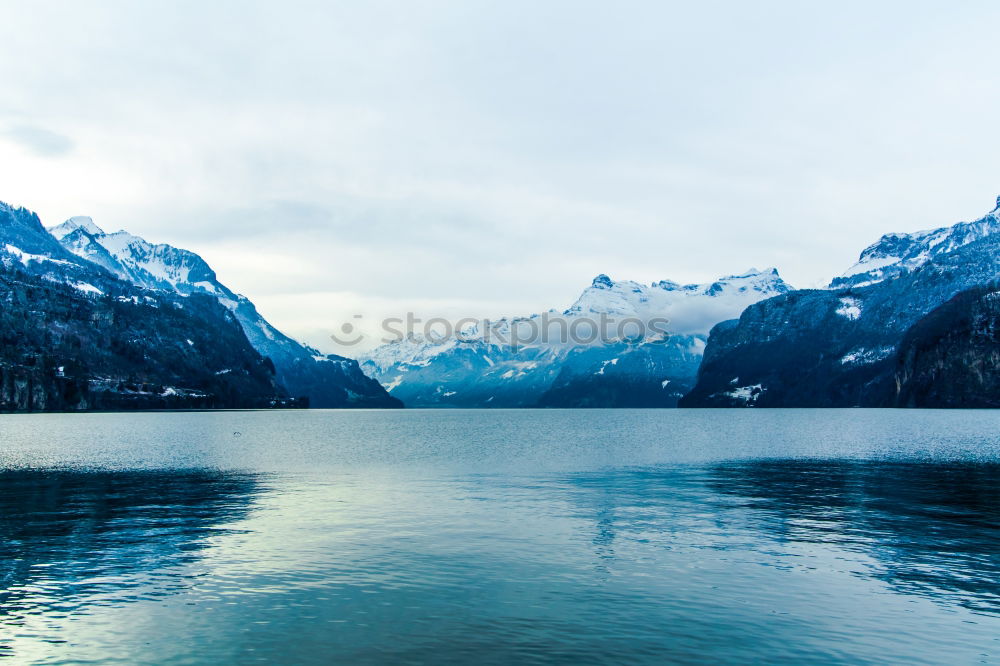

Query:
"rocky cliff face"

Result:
[[892, 285, 1000, 408], [0, 263, 298, 411], [681, 228, 1000, 408], [536, 338, 705, 407]]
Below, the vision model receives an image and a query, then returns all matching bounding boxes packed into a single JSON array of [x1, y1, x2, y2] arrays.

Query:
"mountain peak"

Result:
[[653, 279, 681, 291], [1, 201, 86, 264], [563, 268, 791, 334], [591, 274, 614, 289], [49, 215, 105, 240]]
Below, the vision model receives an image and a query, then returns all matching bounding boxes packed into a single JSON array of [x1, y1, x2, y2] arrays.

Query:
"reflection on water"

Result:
[[706, 461, 1000, 615], [0, 410, 998, 664], [0, 470, 262, 658]]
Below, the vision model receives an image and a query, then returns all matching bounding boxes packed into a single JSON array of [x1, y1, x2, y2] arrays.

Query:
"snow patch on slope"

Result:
[[836, 297, 862, 320], [4, 244, 74, 267], [720, 384, 765, 403]]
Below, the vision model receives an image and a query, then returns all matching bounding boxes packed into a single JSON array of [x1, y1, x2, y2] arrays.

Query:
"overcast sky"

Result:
[[2, 1, 999, 352]]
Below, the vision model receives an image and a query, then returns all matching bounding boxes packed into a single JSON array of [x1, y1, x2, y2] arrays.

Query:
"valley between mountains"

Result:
[[3, 195, 999, 410]]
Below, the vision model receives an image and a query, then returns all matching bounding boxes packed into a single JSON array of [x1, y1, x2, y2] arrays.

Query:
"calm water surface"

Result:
[[1, 409, 999, 664]]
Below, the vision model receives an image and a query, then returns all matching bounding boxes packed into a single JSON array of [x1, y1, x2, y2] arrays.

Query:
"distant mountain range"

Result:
[[0, 203, 399, 410], [3, 193, 999, 411], [358, 269, 791, 407]]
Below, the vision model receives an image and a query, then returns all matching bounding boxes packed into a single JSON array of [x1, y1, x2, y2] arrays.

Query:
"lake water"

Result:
[[1, 409, 999, 664]]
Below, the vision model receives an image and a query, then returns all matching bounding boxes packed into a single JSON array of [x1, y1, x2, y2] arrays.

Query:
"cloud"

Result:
[[2, 1, 1000, 350], [5, 125, 74, 157]]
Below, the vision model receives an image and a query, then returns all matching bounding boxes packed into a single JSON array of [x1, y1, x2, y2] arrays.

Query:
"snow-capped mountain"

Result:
[[51, 217, 221, 294], [359, 269, 791, 407], [50, 216, 400, 408], [684, 195, 1000, 408], [1, 201, 295, 411], [1, 204, 94, 276], [831, 196, 1000, 288], [567, 268, 791, 335]]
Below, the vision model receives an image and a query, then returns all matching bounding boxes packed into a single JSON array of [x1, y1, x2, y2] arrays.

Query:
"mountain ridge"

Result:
[[681, 196, 1000, 407], [359, 268, 791, 407], [49, 215, 400, 409], [0, 204, 296, 411], [831, 196, 1000, 289]]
